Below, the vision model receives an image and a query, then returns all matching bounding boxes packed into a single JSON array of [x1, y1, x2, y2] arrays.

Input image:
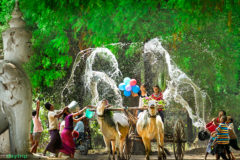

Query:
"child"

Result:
[[215, 115, 230, 160], [226, 116, 239, 160], [204, 118, 218, 160], [206, 110, 226, 129], [31, 100, 43, 153], [74, 115, 85, 143]]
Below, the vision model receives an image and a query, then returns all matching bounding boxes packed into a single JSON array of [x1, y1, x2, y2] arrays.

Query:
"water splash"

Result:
[[62, 39, 211, 128], [62, 47, 123, 107], [143, 38, 212, 127], [61, 48, 92, 105], [84, 48, 123, 106]]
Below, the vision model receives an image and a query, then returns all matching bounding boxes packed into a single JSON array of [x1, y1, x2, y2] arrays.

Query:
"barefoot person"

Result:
[[31, 100, 43, 153], [43, 102, 68, 157], [204, 110, 227, 159], [215, 115, 230, 160], [59, 106, 87, 158], [204, 118, 218, 160], [226, 116, 239, 160], [29, 119, 34, 148]]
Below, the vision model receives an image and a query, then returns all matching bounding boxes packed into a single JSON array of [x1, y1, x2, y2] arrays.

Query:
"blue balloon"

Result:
[[124, 90, 131, 97], [123, 77, 131, 85], [132, 85, 140, 93], [118, 83, 126, 91]]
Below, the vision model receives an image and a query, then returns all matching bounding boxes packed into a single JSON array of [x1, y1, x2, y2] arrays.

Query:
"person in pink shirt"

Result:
[[31, 100, 43, 153]]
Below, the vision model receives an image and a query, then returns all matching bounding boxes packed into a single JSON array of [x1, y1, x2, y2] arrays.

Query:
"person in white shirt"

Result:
[[132, 84, 149, 117], [43, 102, 68, 157]]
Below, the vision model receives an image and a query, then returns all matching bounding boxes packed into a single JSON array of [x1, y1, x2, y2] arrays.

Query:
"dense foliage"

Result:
[[0, 0, 239, 126]]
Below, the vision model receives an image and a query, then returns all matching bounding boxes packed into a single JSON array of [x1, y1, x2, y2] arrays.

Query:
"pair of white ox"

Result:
[[93, 100, 165, 160]]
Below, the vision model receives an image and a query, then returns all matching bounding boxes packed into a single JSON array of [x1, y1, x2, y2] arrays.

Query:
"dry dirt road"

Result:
[[76, 152, 240, 160], [1, 150, 239, 159]]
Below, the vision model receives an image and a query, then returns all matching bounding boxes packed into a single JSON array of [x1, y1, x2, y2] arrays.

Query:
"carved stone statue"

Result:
[[0, 1, 33, 154]]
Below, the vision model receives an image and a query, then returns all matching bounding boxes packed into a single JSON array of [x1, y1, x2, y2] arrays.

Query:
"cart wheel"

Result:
[[173, 119, 185, 160]]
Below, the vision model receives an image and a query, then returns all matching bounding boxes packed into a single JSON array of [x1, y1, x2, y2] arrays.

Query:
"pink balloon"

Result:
[[125, 84, 132, 91], [130, 79, 137, 86]]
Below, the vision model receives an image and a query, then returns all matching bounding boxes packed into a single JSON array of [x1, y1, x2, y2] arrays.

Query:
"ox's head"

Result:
[[148, 100, 158, 117], [96, 99, 110, 116]]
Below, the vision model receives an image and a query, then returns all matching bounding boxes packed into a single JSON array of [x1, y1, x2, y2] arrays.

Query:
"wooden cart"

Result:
[[99, 107, 186, 160]]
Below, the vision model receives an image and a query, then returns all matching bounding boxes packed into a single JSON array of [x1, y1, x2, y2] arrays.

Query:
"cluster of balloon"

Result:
[[118, 77, 140, 97]]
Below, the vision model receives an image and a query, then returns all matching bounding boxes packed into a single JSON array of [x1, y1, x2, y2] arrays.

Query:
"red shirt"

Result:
[[206, 117, 220, 133], [207, 123, 218, 133], [151, 92, 163, 101], [151, 92, 163, 111]]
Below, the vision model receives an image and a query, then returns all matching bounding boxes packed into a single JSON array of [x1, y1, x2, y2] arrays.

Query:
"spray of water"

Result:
[[61, 48, 92, 105], [62, 47, 123, 107], [84, 48, 123, 106], [62, 39, 211, 128], [143, 38, 212, 127]]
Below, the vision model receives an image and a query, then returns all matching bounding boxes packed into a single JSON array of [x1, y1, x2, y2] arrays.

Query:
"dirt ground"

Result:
[[74, 153, 240, 160], [1, 148, 240, 159], [75, 150, 240, 160]]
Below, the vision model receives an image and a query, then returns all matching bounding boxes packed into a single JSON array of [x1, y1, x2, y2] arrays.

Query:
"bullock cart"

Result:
[[91, 106, 186, 160]]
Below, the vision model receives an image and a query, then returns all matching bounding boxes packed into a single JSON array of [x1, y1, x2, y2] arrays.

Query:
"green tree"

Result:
[[0, 0, 239, 120]]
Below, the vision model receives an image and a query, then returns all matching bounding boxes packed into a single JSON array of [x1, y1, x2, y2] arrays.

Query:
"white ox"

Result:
[[95, 100, 129, 160], [136, 100, 165, 160]]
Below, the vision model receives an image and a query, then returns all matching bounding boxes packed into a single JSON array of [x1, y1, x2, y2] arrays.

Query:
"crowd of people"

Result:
[[29, 84, 164, 158], [204, 110, 239, 160], [29, 84, 239, 159], [29, 101, 89, 158]]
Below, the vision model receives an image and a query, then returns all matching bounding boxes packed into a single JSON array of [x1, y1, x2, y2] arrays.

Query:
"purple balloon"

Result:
[[125, 84, 132, 91]]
